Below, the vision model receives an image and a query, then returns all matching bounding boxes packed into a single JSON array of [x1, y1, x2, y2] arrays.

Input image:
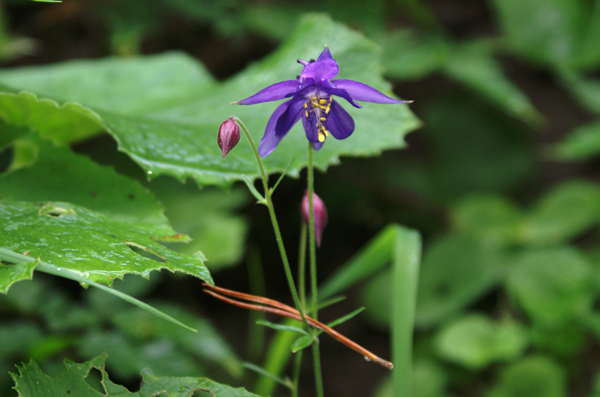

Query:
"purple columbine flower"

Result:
[[232, 46, 412, 156]]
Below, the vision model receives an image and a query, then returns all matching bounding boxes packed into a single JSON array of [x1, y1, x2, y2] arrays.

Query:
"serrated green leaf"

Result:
[[11, 353, 261, 397], [507, 247, 593, 325], [0, 138, 176, 234], [0, 14, 419, 188], [0, 260, 38, 294], [433, 314, 529, 370], [149, 179, 249, 269], [0, 201, 211, 286]]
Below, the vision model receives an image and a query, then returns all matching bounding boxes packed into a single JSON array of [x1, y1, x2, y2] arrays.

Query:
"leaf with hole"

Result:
[[0, 201, 211, 286]]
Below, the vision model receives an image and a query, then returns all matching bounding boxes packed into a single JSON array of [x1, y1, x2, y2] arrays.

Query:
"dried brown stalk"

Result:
[[202, 283, 393, 370]]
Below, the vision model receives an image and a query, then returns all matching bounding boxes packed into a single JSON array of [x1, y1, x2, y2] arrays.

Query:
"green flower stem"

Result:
[[298, 223, 307, 309], [307, 142, 324, 397], [0, 247, 197, 332], [292, 350, 303, 397], [234, 117, 311, 332]]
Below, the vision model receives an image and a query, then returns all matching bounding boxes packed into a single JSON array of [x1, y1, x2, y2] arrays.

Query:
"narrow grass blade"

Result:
[[0, 247, 198, 332], [243, 362, 293, 390], [256, 319, 307, 335]]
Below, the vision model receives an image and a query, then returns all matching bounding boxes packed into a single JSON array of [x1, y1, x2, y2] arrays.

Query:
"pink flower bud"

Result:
[[301, 190, 328, 247], [218, 117, 240, 158]]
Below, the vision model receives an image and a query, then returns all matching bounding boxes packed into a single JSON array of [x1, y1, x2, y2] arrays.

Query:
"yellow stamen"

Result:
[[305, 111, 309, 118], [319, 98, 327, 105], [304, 102, 308, 109], [318, 132, 325, 142], [320, 117, 326, 121]]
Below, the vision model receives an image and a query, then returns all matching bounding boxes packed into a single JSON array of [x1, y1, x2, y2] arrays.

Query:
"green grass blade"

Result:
[[318, 225, 397, 299], [392, 227, 421, 396]]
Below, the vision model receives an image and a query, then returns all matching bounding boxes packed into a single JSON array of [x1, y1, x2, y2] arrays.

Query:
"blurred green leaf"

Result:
[[485, 356, 566, 397], [507, 247, 593, 325], [451, 193, 523, 246], [491, 0, 585, 68], [0, 202, 211, 286], [433, 314, 528, 370], [518, 180, 600, 245], [0, 14, 419, 188], [422, 94, 533, 202], [552, 121, 600, 161], [415, 235, 502, 327], [80, 331, 204, 378], [380, 29, 449, 80], [443, 40, 543, 126], [375, 360, 448, 397], [11, 353, 261, 396], [111, 304, 243, 377], [529, 321, 585, 357], [559, 71, 600, 115], [0, 139, 176, 234]]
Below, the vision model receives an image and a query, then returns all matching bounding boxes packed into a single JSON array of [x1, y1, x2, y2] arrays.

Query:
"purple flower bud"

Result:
[[302, 190, 328, 247], [218, 117, 240, 158]]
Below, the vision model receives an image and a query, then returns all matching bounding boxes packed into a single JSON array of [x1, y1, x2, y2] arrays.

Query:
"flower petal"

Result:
[[300, 48, 339, 82], [302, 112, 320, 143], [332, 79, 411, 104], [311, 141, 325, 151], [275, 97, 305, 137], [317, 47, 333, 62], [326, 100, 355, 140], [258, 100, 292, 157], [234, 80, 299, 105]]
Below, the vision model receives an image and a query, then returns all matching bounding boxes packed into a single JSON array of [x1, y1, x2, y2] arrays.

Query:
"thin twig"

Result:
[[202, 284, 393, 370]]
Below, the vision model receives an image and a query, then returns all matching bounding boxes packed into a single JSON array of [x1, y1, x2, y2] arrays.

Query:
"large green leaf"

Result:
[[0, 202, 211, 286], [0, 138, 175, 234], [11, 353, 261, 397], [0, 14, 419, 188]]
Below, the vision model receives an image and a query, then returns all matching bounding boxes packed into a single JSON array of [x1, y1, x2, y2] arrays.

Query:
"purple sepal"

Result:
[[235, 80, 299, 105], [331, 79, 410, 104]]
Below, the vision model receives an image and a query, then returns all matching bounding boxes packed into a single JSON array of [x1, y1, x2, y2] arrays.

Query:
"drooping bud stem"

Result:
[[218, 117, 240, 158], [301, 190, 328, 247]]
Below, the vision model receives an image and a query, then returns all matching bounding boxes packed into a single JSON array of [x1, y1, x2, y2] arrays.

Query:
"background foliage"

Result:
[[2, 0, 600, 396]]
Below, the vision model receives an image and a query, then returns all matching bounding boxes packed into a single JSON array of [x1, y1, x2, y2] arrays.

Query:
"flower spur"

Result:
[[232, 46, 412, 156]]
